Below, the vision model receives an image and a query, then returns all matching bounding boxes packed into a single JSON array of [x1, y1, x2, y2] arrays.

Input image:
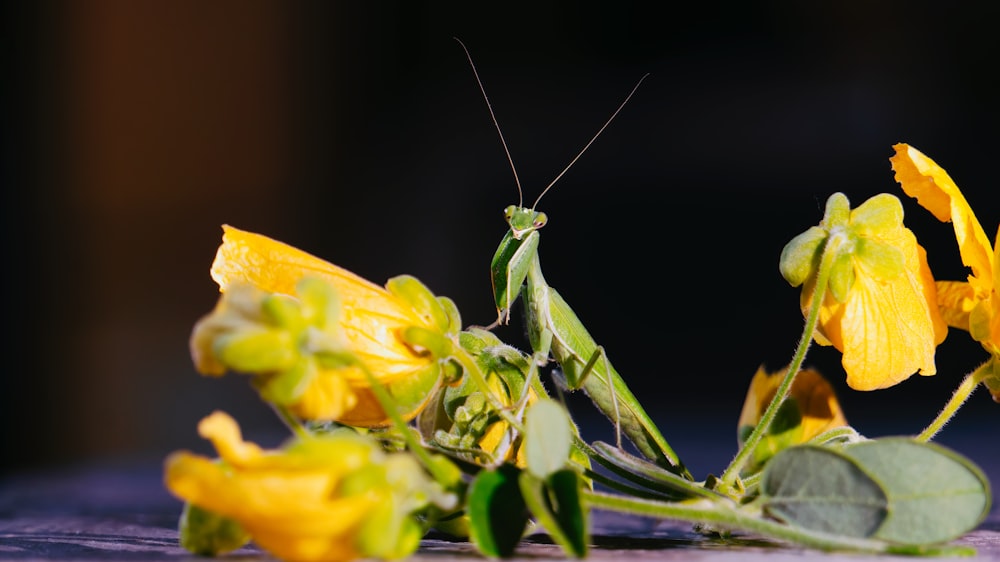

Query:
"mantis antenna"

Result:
[[454, 37, 649, 211], [454, 37, 525, 208], [532, 73, 649, 210]]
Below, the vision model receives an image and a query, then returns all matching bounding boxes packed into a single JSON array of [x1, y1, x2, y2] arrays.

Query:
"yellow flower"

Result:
[[781, 193, 947, 390], [890, 143, 1000, 358], [737, 366, 848, 474], [165, 411, 453, 562], [193, 225, 461, 426]]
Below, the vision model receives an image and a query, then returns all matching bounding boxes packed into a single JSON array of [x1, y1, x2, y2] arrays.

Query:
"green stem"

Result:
[[916, 360, 991, 442], [582, 490, 973, 556], [271, 404, 310, 439], [720, 233, 840, 487]]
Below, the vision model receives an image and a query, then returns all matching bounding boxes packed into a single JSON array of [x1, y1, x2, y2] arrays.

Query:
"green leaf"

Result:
[[518, 469, 589, 558], [842, 438, 991, 545], [525, 399, 573, 479], [760, 445, 888, 537], [589, 441, 715, 500], [467, 465, 530, 558], [178, 502, 250, 556]]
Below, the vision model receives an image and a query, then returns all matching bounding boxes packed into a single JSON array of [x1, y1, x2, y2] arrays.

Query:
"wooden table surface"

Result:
[[2, 455, 998, 561]]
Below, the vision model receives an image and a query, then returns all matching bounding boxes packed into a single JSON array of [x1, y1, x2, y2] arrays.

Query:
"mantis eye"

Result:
[[533, 212, 548, 229], [503, 205, 516, 220]]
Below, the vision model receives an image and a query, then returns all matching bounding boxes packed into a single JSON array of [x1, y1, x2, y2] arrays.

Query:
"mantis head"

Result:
[[505, 205, 548, 241]]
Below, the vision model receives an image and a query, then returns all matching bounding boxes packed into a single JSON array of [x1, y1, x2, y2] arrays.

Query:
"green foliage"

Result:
[[519, 469, 589, 558], [467, 465, 530, 558], [760, 439, 991, 546], [178, 503, 250, 556], [525, 399, 573, 478]]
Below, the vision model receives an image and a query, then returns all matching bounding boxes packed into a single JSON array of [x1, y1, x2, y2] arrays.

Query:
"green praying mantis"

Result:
[[456, 40, 689, 478]]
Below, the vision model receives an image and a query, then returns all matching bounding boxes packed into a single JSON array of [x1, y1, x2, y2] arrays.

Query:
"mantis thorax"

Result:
[[505, 205, 548, 240]]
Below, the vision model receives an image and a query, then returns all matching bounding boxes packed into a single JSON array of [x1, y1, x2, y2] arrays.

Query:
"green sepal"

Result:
[[822, 192, 851, 228], [260, 293, 305, 331], [437, 296, 463, 334], [401, 326, 452, 358], [295, 276, 342, 329], [213, 328, 297, 373], [386, 275, 450, 332], [827, 249, 856, 303], [178, 502, 251, 556], [256, 358, 316, 405], [854, 237, 905, 282], [779, 226, 827, 287], [467, 464, 531, 558], [383, 363, 442, 419], [518, 469, 589, 558]]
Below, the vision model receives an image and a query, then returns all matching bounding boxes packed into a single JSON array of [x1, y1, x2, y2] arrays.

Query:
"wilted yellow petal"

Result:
[[891, 144, 994, 296], [738, 366, 847, 442], [165, 411, 445, 562], [197, 411, 266, 467], [737, 366, 847, 473], [207, 226, 446, 425], [212, 225, 430, 378]]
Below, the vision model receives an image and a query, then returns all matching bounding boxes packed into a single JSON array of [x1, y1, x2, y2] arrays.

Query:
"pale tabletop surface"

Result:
[[1, 456, 998, 562]]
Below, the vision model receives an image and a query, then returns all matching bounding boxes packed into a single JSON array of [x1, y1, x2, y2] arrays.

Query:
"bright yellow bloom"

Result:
[[891, 143, 1000, 359], [737, 366, 848, 473], [165, 411, 453, 562], [782, 193, 947, 390], [194, 225, 460, 426]]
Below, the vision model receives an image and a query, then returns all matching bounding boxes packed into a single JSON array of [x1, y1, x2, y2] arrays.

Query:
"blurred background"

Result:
[[3, 2, 997, 483]]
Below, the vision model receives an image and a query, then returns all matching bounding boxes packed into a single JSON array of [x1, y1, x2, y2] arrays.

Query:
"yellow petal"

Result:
[[828, 263, 936, 390], [208, 226, 444, 425], [738, 366, 847, 441], [286, 369, 359, 421], [815, 228, 945, 390], [197, 411, 266, 467], [211, 226, 430, 378], [891, 144, 994, 295], [165, 412, 391, 562], [936, 281, 977, 332]]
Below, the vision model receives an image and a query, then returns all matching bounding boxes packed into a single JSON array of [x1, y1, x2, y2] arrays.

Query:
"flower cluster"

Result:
[[166, 142, 994, 561], [165, 411, 454, 562], [780, 144, 999, 399]]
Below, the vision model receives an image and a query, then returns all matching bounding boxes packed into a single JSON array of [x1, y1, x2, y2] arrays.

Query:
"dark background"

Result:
[[3, 2, 997, 483]]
